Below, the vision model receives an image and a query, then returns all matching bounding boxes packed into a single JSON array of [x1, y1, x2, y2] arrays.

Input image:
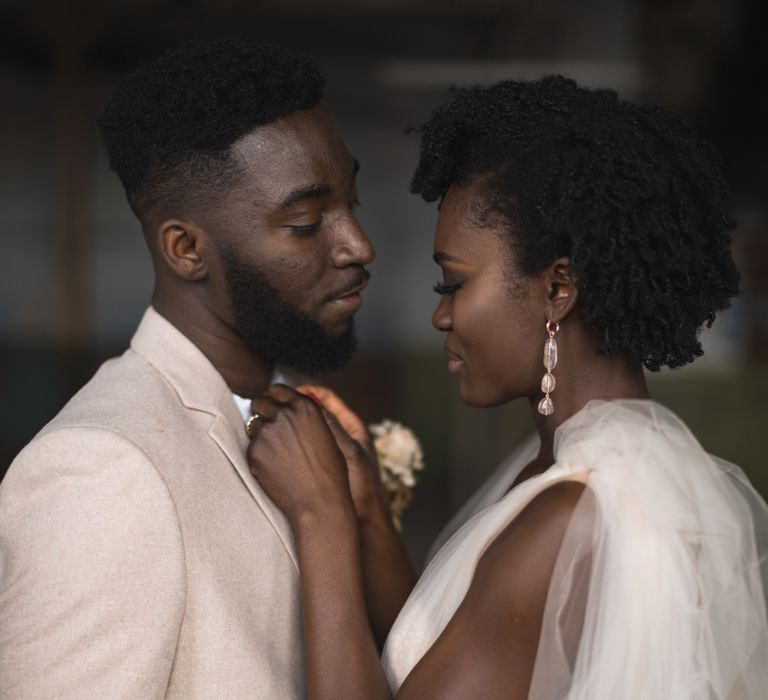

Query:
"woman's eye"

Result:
[[433, 281, 463, 296], [288, 222, 321, 237]]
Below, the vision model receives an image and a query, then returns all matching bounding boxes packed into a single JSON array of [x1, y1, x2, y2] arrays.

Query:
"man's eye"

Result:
[[433, 281, 463, 296], [288, 222, 321, 237]]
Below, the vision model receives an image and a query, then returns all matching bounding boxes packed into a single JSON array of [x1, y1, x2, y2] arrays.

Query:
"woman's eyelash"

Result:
[[433, 281, 462, 295], [288, 222, 321, 237]]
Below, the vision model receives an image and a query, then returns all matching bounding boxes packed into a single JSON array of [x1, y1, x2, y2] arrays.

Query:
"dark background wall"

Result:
[[1, 0, 766, 566]]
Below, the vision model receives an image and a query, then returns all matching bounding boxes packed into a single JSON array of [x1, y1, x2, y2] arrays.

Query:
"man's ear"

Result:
[[156, 219, 210, 281], [543, 256, 578, 322]]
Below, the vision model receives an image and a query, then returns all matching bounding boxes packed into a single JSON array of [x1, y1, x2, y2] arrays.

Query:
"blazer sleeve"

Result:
[[0, 427, 186, 699]]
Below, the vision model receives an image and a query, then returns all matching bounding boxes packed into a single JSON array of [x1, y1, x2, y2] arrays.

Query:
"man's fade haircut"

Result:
[[98, 41, 325, 222], [411, 75, 740, 371]]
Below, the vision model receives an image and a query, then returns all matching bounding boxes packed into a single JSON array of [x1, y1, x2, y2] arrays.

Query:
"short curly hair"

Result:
[[411, 75, 739, 371], [99, 41, 325, 221]]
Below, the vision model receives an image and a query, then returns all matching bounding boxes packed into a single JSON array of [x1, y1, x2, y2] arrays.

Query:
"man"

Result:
[[0, 41, 374, 697]]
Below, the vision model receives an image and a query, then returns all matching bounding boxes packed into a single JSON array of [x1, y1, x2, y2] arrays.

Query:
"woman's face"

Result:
[[432, 184, 544, 407]]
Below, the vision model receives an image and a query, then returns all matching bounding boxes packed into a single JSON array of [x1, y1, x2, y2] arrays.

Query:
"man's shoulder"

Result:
[[9, 346, 192, 480], [2, 346, 194, 514], [45, 347, 180, 435]]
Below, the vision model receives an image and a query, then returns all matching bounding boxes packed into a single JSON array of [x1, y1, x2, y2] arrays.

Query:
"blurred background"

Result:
[[1, 0, 766, 567]]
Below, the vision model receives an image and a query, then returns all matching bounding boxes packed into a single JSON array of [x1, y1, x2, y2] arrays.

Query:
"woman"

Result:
[[245, 76, 768, 698]]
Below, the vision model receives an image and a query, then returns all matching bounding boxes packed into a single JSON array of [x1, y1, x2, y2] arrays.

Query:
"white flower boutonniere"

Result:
[[368, 420, 425, 531]]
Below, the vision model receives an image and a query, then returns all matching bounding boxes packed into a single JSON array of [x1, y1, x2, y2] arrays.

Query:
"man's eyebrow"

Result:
[[279, 184, 332, 209], [433, 251, 467, 264], [278, 159, 359, 209]]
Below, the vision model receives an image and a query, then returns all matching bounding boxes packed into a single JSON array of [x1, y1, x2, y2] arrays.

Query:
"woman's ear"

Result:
[[544, 256, 578, 322], [156, 219, 210, 282]]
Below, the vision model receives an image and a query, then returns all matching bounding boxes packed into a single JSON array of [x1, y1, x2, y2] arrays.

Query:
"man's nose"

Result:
[[332, 214, 375, 268]]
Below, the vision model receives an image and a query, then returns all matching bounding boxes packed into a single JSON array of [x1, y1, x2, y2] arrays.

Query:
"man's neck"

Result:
[[152, 296, 274, 399]]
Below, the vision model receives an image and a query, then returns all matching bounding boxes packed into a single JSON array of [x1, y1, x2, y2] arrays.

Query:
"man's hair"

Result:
[[411, 75, 740, 371], [99, 41, 325, 221]]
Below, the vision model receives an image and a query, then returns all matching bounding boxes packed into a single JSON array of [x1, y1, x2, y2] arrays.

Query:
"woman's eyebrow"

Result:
[[433, 251, 468, 264]]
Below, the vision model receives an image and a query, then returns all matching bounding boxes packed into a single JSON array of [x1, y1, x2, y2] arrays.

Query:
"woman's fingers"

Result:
[[295, 385, 369, 443], [247, 384, 327, 441], [246, 384, 367, 461], [316, 403, 359, 455], [246, 395, 285, 438], [264, 383, 303, 404], [249, 385, 309, 420]]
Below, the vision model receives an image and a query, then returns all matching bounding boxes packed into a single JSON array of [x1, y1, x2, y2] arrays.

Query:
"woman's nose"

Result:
[[432, 296, 452, 332]]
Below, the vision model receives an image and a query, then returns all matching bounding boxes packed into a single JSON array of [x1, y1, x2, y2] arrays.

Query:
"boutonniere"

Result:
[[368, 420, 425, 531]]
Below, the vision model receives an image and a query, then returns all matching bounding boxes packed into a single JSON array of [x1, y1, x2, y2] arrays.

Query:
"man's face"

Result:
[[206, 106, 375, 373]]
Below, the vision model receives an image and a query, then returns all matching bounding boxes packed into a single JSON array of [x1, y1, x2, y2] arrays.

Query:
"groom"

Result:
[[0, 42, 373, 697]]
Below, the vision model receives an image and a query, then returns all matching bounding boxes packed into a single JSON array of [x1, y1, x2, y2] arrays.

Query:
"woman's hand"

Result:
[[246, 384, 355, 529], [248, 385, 392, 698], [253, 386, 415, 666], [296, 385, 389, 523]]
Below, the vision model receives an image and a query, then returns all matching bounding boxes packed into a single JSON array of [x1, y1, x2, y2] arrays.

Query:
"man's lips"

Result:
[[332, 278, 369, 300], [325, 271, 371, 303], [325, 272, 371, 312]]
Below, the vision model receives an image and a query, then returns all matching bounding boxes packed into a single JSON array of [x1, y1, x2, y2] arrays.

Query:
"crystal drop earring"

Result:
[[538, 320, 559, 416]]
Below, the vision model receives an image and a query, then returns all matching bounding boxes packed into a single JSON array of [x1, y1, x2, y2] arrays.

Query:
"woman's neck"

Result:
[[530, 350, 650, 470]]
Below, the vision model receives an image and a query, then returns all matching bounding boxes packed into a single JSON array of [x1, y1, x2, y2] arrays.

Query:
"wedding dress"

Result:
[[382, 400, 768, 698]]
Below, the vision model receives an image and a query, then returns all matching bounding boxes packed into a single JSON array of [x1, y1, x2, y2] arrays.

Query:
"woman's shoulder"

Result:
[[555, 398, 699, 453], [553, 398, 725, 485], [474, 477, 592, 606]]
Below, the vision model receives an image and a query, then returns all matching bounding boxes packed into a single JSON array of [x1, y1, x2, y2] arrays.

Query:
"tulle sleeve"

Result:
[[528, 401, 768, 699]]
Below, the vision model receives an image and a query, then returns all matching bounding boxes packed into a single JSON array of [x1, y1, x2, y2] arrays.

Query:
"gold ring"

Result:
[[245, 413, 261, 438]]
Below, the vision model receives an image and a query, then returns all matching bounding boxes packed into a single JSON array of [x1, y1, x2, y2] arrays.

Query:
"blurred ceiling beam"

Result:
[[0, 1, 630, 73]]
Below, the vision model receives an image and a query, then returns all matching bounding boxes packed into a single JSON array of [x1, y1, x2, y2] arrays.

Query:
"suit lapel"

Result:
[[208, 399, 298, 571], [130, 307, 298, 570]]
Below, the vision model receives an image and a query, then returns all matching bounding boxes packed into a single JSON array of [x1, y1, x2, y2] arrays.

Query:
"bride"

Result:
[[245, 76, 768, 698]]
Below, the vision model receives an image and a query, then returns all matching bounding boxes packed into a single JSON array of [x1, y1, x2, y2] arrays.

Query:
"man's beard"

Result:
[[217, 243, 358, 375]]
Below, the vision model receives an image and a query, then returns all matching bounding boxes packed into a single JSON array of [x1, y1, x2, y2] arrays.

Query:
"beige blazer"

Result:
[[0, 308, 304, 699]]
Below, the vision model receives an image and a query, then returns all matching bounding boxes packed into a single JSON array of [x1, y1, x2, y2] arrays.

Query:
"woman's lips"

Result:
[[445, 347, 464, 374]]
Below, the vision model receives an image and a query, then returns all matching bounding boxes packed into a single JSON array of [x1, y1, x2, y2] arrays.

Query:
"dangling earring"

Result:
[[538, 320, 559, 416]]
